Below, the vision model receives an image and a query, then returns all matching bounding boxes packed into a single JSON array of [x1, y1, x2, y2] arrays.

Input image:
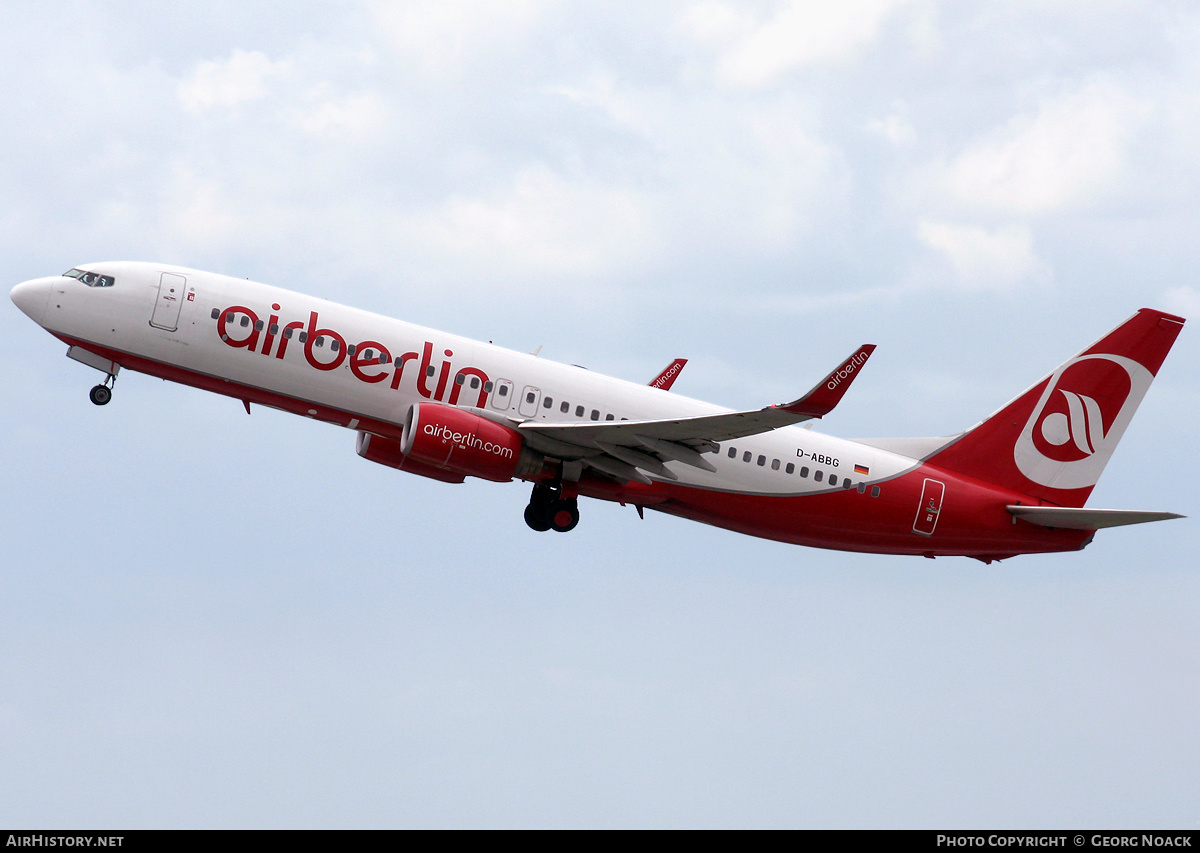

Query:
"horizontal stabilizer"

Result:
[[1007, 506, 1184, 530]]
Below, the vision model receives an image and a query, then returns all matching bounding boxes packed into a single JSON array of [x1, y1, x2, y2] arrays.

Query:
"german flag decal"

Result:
[[854, 464, 870, 475]]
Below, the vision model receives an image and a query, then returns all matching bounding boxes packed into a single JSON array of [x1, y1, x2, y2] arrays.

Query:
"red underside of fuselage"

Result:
[[62, 335, 1091, 560]]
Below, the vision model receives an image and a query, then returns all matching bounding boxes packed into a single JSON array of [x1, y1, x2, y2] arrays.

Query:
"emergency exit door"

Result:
[[912, 478, 945, 536]]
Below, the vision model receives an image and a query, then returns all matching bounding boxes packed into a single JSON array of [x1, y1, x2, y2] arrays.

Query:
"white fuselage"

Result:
[[17, 261, 917, 497]]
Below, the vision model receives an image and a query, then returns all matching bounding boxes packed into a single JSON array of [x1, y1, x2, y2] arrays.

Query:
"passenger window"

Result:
[[484, 381, 493, 392], [800, 466, 809, 478], [526, 391, 536, 404], [871, 486, 881, 498], [426, 366, 435, 377], [728, 447, 737, 458], [331, 339, 340, 352], [815, 471, 823, 482], [785, 463, 794, 474], [561, 401, 569, 413], [284, 327, 294, 338], [269, 324, 279, 335], [379, 353, 389, 364], [857, 483, 866, 494], [757, 455, 766, 466], [254, 320, 264, 331], [240, 316, 250, 328], [315, 336, 325, 347], [210, 308, 219, 320], [590, 410, 599, 421], [771, 459, 780, 471], [455, 374, 465, 385], [498, 385, 508, 396], [829, 475, 838, 486], [605, 414, 614, 421], [543, 397, 553, 409], [347, 344, 357, 356], [470, 377, 480, 388], [742, 451, 751, 463], [575, 406, 584, 417], [298, 331, 308, 343]]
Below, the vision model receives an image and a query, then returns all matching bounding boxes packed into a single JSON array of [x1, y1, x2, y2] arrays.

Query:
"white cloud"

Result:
[[371, 0, 543, 80], [939, 79, 1148, 216], [679, 0, 913, 87], [867, 113, 917, 146], [178, 49, 291, 113], [419, 165, 660, 280], [917, 220, 1050, 290], [287, 86, 388, 139]]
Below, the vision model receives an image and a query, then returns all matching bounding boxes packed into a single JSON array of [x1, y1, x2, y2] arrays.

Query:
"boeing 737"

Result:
[[10, 263, 1185, 561]]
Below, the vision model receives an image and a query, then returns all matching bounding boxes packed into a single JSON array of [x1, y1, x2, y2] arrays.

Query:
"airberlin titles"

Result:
[[825, 348, 871, 391], [216, 302, 490, 406]]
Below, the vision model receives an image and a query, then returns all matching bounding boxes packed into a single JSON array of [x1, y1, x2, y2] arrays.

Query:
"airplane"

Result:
[[9, 262, 1186, 562]]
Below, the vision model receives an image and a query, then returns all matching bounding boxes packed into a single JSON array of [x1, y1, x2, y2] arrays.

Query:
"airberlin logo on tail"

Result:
[[1014, 354, 1153, 490], [1039, 390, 1108, 458]]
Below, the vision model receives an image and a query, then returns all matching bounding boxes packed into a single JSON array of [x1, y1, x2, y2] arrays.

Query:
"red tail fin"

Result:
[[928, 308, 1185, 507]]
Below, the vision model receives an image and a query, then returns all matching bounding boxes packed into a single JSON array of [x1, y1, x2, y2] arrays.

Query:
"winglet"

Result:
[[648, 358, 688, 390], [780, 344, 876, 418]]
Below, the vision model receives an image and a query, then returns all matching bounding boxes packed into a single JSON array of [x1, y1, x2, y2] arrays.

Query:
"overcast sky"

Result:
[[2, 0, 1198, 828]]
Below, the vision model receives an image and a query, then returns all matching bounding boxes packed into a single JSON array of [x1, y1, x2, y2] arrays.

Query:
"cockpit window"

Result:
[[63, 268, 114, 287]]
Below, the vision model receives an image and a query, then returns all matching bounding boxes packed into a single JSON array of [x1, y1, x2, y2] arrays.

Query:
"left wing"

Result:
[[518, 344, 875, 483]]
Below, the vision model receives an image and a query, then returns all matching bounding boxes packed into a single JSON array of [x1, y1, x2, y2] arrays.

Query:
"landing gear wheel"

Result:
[[524, 502, 552, 532], [89, 384, 112, 406], [549, 498, 579, 533]]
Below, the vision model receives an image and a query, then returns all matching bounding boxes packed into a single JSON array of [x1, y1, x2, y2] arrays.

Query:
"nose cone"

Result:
[[11, 277, 52, 324]]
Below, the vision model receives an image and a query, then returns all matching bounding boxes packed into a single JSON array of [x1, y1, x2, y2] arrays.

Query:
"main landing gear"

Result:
[[89, 374, 116, 406], [524, 482, 580, 533]]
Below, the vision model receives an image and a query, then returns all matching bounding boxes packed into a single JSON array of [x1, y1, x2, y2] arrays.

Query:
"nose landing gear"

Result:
[[524, 482, 580, 533], [89, 373, 116, 406]]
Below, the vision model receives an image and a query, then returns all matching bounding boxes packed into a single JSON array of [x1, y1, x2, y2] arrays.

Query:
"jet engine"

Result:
[[401, 402, 544, 482]]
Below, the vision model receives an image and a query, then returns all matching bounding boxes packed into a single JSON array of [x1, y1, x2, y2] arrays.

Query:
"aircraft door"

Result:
[[490, 379, 513, 411], [150, 272, 187, 331], [912, 478, 945, 536], [518, 385, 541, 417]]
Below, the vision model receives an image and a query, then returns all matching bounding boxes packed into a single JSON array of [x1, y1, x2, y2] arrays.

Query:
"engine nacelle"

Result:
[[401, 402, 543, 482], [356, 430, 466, 484]]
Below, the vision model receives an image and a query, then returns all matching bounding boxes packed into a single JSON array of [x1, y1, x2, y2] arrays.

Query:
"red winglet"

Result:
[[781, 344, 876, 418], [648, 358, 688, 390]]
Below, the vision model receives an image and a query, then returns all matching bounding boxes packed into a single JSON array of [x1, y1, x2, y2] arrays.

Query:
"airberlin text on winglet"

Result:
[[782, 343, 876, 417], [826, 347, 872, 391]]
